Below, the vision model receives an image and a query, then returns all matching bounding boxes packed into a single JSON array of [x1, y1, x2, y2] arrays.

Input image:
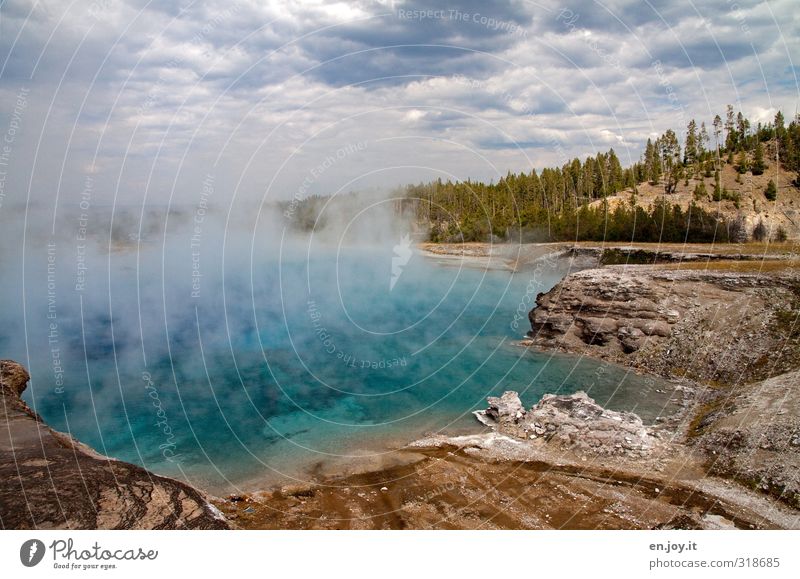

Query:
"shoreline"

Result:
[[231, 360, 684, 493], [214, 242, 800, 528], [0, 360, 229, 530], [3, 241, 798, 529]]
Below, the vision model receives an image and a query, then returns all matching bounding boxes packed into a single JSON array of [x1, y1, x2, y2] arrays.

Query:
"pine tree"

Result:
[[684, 119, 698, 166], [608, 148, 624, 193], [582, 157, 594, 199], [644, 138, 658, 185], [751, 140, 766, 175], [736, 149, 749, 174], [725, 105, 736, 151], [765, 179, 777, 201], [713, 114, 723, 159], [736, 112, 748, 149], [775, 111, 786, 141], [595, 152, 608, 197], [752, 219, 768, 241], [693, 181, 708, 201], [699, 121, 709, 159], [660, 129, 681, 194]]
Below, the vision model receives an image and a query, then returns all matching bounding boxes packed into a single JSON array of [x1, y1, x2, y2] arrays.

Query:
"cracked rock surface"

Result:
[[526, 266, 800, 384]]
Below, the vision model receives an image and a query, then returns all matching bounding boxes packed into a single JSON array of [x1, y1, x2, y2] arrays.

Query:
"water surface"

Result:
[[1, 219, 677, 493]]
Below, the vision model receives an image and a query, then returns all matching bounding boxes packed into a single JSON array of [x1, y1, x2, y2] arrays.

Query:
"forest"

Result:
[[400, 107, 800, 243]]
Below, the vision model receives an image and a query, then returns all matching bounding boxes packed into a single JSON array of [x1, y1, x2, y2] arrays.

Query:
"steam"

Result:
[[0, 187, 418, 474]]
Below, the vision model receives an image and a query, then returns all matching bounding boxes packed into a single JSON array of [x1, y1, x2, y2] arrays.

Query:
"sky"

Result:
[[1, 0, 799, 210]]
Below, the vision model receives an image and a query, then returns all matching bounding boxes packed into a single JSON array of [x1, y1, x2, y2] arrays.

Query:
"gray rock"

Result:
[[0, 359, 30, 397], [475, 390, 654, 456], [577, 316, 618, 345], [484, 391, 526, 423]]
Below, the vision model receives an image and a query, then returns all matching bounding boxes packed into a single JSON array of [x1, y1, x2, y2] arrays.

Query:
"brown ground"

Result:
[[659, 259, 800, 273], [694, 370, 800, 508], [573, 240, 800, 256], [418, 242, 493, 257], [214, 435, 799, 530]]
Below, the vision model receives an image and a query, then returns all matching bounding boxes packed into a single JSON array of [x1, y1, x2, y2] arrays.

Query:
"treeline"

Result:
[[405, 197, 737, 243], [550, 198, 738, 243], [402, 107, 800, 242]]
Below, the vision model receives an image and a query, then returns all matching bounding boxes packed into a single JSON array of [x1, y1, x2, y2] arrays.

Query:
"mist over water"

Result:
[[0, 201, 675, 493]]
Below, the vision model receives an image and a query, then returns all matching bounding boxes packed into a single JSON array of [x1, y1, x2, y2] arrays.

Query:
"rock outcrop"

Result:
[[694, 369, 800, 508], [526, 266, 800, 384], [522, 262, 800, 511], [475, 390, 654, 457], [0, 360, 228, 529], [1, 360, 30, 397]]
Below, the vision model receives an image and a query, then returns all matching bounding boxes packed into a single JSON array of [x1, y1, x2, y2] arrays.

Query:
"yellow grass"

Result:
[[571, 240, 800, 256], [658, 259, 800, 273]]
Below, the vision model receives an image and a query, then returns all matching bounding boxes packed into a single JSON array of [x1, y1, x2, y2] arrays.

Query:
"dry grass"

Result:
[[418, 242, 492, 256], [572, 240, 800, 256], [657, 259, 800, 273]]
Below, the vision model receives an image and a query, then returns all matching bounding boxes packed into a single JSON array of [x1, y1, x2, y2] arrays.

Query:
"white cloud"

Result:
[[0, 0, 796, 210]]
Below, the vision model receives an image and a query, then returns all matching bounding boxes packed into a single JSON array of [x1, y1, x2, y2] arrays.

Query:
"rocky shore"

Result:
[[2, 242, 798, 530], [214, 244, 799, 529], [519, 250, 800, 511], [473, 390, 654, 457], [526, 265, 800, 384], [214, 387, 799, 529], [0, 360, 229, 529]]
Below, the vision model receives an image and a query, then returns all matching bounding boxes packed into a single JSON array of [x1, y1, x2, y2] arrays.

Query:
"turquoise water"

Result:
[[3, 227, 675, 493]]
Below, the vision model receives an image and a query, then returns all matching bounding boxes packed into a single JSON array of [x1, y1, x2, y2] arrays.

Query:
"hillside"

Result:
[[404, 107, 800, 244], [592, 140, 800, 240]]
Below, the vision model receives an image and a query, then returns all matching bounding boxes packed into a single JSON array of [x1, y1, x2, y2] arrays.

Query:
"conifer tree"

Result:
[[736, 149, 749, 174], [751, 140, 766, 175], [684, 120, 698, 166], [713, 114, 723, 159], [725, 105, 736, 150], [699, 122, 709, 159], [608, 148, 624, 192], [765, 179, 777, 201], [660, 129, 681, 194]]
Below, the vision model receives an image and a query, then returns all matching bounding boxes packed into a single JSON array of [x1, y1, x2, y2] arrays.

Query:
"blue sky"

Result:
[[1, 0, 798, 208]]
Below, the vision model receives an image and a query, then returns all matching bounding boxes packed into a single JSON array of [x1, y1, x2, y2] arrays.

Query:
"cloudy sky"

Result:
[[1, 0, 798, 209]]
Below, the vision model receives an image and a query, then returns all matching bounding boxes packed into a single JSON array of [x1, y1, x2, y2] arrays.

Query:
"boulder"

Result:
[[475, 390, 654, 456], [640, 320, 672, 338], [618, 326, 645, 353], [484, 391, 526, 423], [474, 391, 529, 438], [0, 359, 30, 397]]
